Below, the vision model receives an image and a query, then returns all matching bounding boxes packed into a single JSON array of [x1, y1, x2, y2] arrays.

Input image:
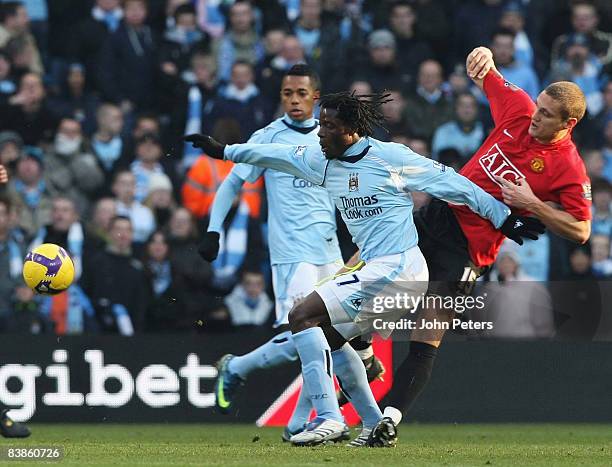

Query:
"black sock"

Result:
[[348, 334, 373, 351], [385, 341, 438, 416]]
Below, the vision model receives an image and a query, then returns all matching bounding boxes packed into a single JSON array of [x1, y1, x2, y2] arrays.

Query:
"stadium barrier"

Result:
[[1, 333, 611, 423]]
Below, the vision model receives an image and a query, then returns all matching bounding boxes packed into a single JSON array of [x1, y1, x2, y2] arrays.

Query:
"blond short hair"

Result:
[[544, 81, 587, 122]]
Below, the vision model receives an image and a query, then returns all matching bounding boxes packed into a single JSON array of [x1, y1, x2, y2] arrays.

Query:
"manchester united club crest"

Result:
[[530, 157, 545, 173], [348, 172, 359, 192]]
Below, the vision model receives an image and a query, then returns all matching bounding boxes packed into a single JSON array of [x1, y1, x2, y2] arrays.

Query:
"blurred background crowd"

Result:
[[0, 0, 610, 338]]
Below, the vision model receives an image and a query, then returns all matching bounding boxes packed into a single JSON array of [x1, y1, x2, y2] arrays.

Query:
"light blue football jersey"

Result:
[[231, 115, 342, 265], [225, 137, 511, 262]]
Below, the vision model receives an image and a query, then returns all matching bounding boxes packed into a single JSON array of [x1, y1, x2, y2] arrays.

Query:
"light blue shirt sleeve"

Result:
[[225, 143, 326, 185], [399, 151, 511, 228], [207, 171, 244, 233]]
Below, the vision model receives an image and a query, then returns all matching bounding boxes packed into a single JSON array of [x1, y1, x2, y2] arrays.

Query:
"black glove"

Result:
[[198, 231, 221, 262], [500, 214, 546, 245], [183, 134, 226, 159]]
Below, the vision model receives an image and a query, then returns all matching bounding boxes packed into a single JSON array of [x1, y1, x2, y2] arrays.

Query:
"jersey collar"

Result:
[[281, 114, 318, 134], [338, 137, 371, 163]]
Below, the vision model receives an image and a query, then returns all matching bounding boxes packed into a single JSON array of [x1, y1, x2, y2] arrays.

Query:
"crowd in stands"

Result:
[[0, 0, 610, 338]]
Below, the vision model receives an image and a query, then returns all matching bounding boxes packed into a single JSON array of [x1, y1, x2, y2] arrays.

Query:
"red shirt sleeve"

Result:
[[483, 70, 536, 126], [550, 154, 592, 222]]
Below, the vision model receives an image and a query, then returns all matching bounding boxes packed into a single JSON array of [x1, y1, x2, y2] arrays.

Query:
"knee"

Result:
[[288, 301, 312, 333]]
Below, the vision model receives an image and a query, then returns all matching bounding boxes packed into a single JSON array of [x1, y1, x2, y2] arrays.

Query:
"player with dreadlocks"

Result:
[[185, 91, 542, 446]]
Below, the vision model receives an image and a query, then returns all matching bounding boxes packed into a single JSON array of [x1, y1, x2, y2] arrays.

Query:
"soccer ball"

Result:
[[22, 243, 75, 295]]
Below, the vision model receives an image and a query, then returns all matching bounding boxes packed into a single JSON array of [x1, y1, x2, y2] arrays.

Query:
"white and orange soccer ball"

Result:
[[22, 243, 75, 295]]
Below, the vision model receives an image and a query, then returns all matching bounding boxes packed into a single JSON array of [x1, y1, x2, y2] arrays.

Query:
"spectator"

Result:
[[432, 92, 485, 160], [182, 122, 263, 222], [130, 132, 167, 203], [348, 79, 372, 96], [491, 28, 540, 100], [0, 195, 24, 331], [0, 1, 43, 74], [143, 230, 181, 332], [442, 64, 472, 98], [224, 269, 273, 327], [498, 1, 536, 69], [47, 63, 100, 136], [0, 50, 17, 105], [291, 0, 344, 92], [5, 147, 52, 238], [29, 196, 95, 335], [591, 178, 612, 236], [259, 28, 288, 71], [379, 89, 410, 140], [85, 197, 116, 257], [29, 196, 86, 277], [552, 242, 602, 340], [580, 81, 612, 148], [167, 207, 214, 330], [591, 233, 612, 278], [6, 282, 47, 333], [18, 1, 48, 64], [258, 34, 306, 108], [0, 131, 22, 177], [160, 4, 210, 79], [602, 117, 612, 183], [5, 34, 39, 76], [1, 72, 56, 145], [404, 59, 453, 142], [111, 170, 155, 245], [81, 215, 150, 334], [387, 1, 433, 78], [212, 61, 271, 141], [584, 149, 605, 180], [143, 172, 175, 230], [412, 0, 451, 60], [44, 118, 105, 216], [549, 33, 605, 116], [90, 103, 128, 195], [192, 0, 227, 39], [171, 52, 218, 172], [355, 29, 412, 94], [212, 0, 264, 83], [551, 1, 612, 73], [452, 0, 505, 66], [68, 0, 123, 92], [98, 0, 157, 112], [481, 242, 554, 339], [122, 112, 163, 169]]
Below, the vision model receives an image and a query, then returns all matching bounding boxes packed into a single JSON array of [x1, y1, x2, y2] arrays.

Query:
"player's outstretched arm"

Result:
[[466, 46, 500, 91], [401, 155, 545, 244], [184, 134, 324, 185], [0, 164, 7, 184]]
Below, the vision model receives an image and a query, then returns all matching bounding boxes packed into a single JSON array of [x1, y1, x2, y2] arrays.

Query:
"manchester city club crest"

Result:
[[348, 172, 359, 191]]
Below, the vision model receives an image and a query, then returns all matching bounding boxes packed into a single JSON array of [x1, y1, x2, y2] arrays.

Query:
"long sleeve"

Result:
[[400, 154, 511, 229], [224, 143, 326, 185], [207, 171, 244, 233]]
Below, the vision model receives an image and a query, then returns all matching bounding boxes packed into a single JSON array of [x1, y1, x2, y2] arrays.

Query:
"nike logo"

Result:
[[503, 129, 514, 139]]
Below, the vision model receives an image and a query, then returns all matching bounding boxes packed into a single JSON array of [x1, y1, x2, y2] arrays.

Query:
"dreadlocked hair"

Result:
[[319, 91, 393, 136]]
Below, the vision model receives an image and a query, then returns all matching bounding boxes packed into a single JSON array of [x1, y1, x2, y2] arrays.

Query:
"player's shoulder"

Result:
[[248, 118, 286, 142]]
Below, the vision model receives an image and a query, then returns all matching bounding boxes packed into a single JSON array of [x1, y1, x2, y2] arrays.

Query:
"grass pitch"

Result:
[[4, 423, 612, 466]]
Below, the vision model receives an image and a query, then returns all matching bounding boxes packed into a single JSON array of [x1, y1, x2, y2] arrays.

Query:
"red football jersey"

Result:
[[450, 71, 592, 267]]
